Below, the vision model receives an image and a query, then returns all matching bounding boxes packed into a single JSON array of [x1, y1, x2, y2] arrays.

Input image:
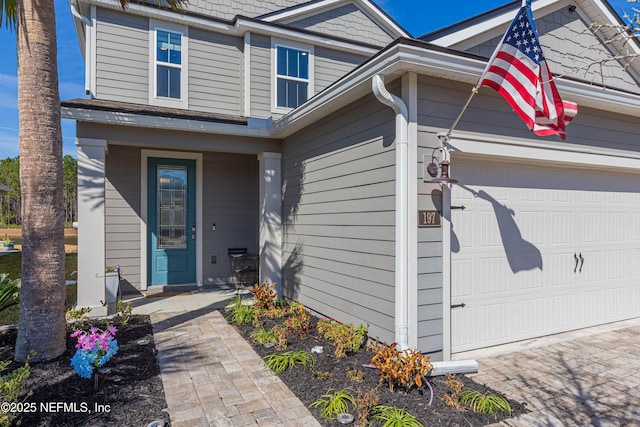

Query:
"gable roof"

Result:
[[420, 0, 640, 93], [258, 0, 410, 39]]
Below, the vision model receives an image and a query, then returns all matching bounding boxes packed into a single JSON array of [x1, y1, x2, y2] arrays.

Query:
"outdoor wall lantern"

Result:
[[426, 145, 459, 185]]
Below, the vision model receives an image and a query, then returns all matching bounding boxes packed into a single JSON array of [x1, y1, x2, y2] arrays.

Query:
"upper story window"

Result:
[[149, 20, 188, 108], [272, 40, 314, 112], [156, 30, 182, 99]]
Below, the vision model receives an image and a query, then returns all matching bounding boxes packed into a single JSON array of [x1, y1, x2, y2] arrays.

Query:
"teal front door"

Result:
[[148, 158, 196, 285]]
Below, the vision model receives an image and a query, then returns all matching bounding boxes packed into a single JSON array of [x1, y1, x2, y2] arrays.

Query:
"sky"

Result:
[[0, 0, 633, 159]]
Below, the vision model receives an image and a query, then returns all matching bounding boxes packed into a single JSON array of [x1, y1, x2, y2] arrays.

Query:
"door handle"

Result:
[[574, 253, 579, 273], [579, 253, 584, 273]]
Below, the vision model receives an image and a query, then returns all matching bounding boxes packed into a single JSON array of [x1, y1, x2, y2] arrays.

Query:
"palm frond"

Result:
[[0, 0, 17, 31]]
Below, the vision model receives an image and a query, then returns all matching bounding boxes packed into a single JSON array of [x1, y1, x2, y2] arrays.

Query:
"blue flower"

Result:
[[98, 340, 118, 366], [70, 338, 118, 379], [71, 350, 94, 379]]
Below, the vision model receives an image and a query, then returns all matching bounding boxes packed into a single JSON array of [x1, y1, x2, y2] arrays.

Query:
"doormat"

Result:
[[144, 291, 193, 298]]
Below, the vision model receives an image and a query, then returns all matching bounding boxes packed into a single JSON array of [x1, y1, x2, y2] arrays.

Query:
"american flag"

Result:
[[478, 1, 577, 140]]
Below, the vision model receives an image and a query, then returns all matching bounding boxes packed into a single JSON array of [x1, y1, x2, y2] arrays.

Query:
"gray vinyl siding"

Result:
[[250, 34, 272, 119], [202, 152, 259, 286], [287, 3, 394, 46], [95, 8, 149, 103], [282, 92, 397, 343], [417, 74, 640, 154], [174, 0, 304, 21], [467, 8, 640, 94], [105, 145, 142, 289], [189, 29, 243, 115], [315, 47, 367, 94]]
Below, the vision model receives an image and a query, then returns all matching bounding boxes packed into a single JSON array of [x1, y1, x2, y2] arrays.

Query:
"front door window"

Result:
[[157, 166, 187, 249]]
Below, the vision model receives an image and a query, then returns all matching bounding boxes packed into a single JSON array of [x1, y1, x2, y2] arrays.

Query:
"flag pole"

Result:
[[444, 86, 479, 138]]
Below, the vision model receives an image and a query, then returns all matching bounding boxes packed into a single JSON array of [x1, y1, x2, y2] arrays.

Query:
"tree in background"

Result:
[[62, 155, 77, 226], [0, 157, 20, 225], [0, 155, 77, 227]]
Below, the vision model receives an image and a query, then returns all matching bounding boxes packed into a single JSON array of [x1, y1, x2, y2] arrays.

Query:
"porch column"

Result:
[[76, 138, 107, 317], [258, 152, 282, 295]]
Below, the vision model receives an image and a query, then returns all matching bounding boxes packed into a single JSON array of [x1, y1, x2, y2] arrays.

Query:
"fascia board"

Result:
[[60, 106, 271, 138], [430, 0, 569, 49], [356, 0, 411, 38], [82, 0, 377, 55], [69, 0, 88, 59], [271, 42, 640, 138], [261, 0, 409, 38], [558, 78, 640, 114], [261, 0, 344, 22]]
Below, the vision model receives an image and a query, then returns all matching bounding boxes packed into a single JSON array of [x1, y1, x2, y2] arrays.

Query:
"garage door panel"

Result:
[[548, 212, 573, 244], [547, 253, 573, 286], [451, 258, 473, 297], [451, 159, 640, 354], [479, 303, 509, 343], [549, 294, 573, 329]]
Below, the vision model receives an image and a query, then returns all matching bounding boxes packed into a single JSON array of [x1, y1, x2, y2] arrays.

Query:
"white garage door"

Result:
[[450, 158, 640, 354]]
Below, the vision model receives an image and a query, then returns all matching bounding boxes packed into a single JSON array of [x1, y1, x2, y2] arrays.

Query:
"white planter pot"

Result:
[[105, 272, 120, 304]]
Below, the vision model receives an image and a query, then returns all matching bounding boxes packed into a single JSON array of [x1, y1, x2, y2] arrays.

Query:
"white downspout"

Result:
[[70, 3, 92, 96], [372, 75, 409, 351]]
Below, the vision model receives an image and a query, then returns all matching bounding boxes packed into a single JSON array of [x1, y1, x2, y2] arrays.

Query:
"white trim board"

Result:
[[140, 149, 203, 290], [270, 38, 315, 115], [447, 133, 640, 173], [261, 0, 409, 39], [149, 19, 189, 109]]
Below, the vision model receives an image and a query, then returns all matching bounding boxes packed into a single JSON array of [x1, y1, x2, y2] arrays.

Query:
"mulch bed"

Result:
[[227, 309, 528, 426], [0, 315, 170, 427]]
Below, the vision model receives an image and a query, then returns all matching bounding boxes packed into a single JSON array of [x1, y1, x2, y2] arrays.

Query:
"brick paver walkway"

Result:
[[146, 292, 640, 427], [151, 309, 320, 427], [473, 321, 640, 426]]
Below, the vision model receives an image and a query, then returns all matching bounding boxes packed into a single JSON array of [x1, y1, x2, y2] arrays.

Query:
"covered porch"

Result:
[[64, 99, 283, 316]]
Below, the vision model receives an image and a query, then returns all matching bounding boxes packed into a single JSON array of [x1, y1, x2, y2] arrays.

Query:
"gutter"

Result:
[[69, 1, 92, 96], [372, 75, 409, 351]]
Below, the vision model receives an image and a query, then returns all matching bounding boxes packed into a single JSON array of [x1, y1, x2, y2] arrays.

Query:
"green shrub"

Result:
[[262, 350, 315, 375], [250, 327, 277, 345], [224, 295, 244, 311], [0, 359, 31, 427], [308, 387, 355, 420], [458, 389, 512, 415], [0, 275, 19, 312], [316, 318, 367, 358], [370, 405, 424, 427], [228, 304, 255, 325]]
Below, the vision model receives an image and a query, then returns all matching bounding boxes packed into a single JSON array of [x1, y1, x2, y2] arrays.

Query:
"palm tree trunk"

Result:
[[14, 0, 66, 362]]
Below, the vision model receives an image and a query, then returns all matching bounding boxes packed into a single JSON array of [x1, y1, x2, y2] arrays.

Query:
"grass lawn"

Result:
[[0, 229, 78, 326]]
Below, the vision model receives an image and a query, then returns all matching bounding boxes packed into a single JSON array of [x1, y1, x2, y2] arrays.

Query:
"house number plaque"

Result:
[[418, 210, 441, 227]]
